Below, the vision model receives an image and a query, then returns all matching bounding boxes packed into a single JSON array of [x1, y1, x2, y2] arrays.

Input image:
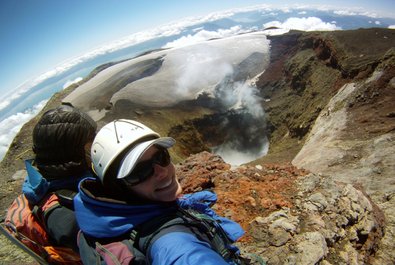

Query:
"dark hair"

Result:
[[33, 104, 97, 180]]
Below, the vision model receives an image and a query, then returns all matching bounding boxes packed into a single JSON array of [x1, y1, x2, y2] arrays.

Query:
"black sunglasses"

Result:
[[122, 147, 171, 186]]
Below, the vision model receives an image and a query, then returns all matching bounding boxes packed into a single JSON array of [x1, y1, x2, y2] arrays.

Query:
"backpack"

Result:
[[2, 193, 82, 265]]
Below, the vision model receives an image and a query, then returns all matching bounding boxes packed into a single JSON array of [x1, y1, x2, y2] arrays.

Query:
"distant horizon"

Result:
[[1, 1, 395, 100], [2, 4, 395, 114]]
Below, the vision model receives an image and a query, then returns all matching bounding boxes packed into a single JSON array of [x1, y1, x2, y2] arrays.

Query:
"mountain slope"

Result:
[[0, 28, 394, 264], [254, 28, 395, 264]]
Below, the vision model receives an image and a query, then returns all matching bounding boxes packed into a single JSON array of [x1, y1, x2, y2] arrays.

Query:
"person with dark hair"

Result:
[[74, 119, 245, 265], [22, 104, 97, 251]]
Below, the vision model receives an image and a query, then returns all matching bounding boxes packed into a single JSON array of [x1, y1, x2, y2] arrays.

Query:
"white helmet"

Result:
[[91, 119, 161, 182]]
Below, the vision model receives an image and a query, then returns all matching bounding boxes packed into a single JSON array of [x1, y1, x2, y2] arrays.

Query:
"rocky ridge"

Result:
[[178, 152, 385, 265], [256, 28, 395, 264]]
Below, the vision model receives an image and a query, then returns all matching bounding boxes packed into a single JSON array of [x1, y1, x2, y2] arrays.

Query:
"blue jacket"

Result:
[[74, 177, 244, 265], [22, 159, 91, 204], [22, 159, 93, 250]]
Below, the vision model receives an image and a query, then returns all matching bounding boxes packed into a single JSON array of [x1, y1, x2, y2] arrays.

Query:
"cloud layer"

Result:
[[2, 4, 387, 113], [1, 4, 393, 162], [264, 17, 340, 32], [0, 100, 47, 160]]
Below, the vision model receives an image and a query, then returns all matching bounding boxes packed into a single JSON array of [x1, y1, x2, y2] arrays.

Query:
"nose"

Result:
[[152, 163, 168, 180]]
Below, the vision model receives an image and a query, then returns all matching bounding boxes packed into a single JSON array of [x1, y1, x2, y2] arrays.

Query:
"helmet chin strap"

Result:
[[91, 163, 97, 175]]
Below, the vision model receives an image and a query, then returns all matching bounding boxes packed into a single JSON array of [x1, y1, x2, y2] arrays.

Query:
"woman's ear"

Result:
[[84, 141, 93, 167]]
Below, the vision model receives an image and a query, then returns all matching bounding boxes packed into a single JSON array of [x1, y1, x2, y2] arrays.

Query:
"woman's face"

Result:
[[127, 146, 182, 202]]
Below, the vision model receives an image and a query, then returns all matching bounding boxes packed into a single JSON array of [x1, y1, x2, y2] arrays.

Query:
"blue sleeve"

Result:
[[22, 159, 49, 204], [149, 232, 229, 265]]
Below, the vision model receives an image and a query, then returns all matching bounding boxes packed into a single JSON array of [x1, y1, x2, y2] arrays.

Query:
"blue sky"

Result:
[[0, 0, 394, 99]]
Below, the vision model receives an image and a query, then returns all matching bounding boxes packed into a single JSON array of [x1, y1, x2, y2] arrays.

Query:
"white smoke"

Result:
[[167, 33, 269, 110], [219, 82, 264, 118], [170, 44, 234, 98], [213, 136, 269, 166], [166, 34, 269, 165]]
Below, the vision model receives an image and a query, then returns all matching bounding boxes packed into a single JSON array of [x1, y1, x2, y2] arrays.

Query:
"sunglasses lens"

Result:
[[132, 162, 154, 181], [123, 148, 170, 186], [155, 148, 170, 167]]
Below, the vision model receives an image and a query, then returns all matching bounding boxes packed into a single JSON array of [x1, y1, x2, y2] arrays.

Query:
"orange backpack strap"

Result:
[[5, 194, 51, 256], [4, 194, 82, 264]]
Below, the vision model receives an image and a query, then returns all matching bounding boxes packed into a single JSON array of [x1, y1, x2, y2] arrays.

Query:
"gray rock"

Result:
[[295, 232, 328, 264], [268, 226, 291, 246], [11, 170, 26, 180]]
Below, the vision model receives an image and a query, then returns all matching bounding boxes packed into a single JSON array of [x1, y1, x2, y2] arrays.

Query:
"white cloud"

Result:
[[192, 27, 204, 32], [264, 17, 340, 32], [0, 78, 37, 111], [389, 25, 395, 29], [334, 10, 357, 16], [0, 101, 10, 110], [0, 100, 47, 160], [166, 16, 340, 47], [63, 77, 83, 89], [360, 11, 378, 18], [375, 21, 381, 25], [280, 7, 292, 13], [334, 9, 378, 18], [263, 20, 283, 29], [163, 26, 246, 48]]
